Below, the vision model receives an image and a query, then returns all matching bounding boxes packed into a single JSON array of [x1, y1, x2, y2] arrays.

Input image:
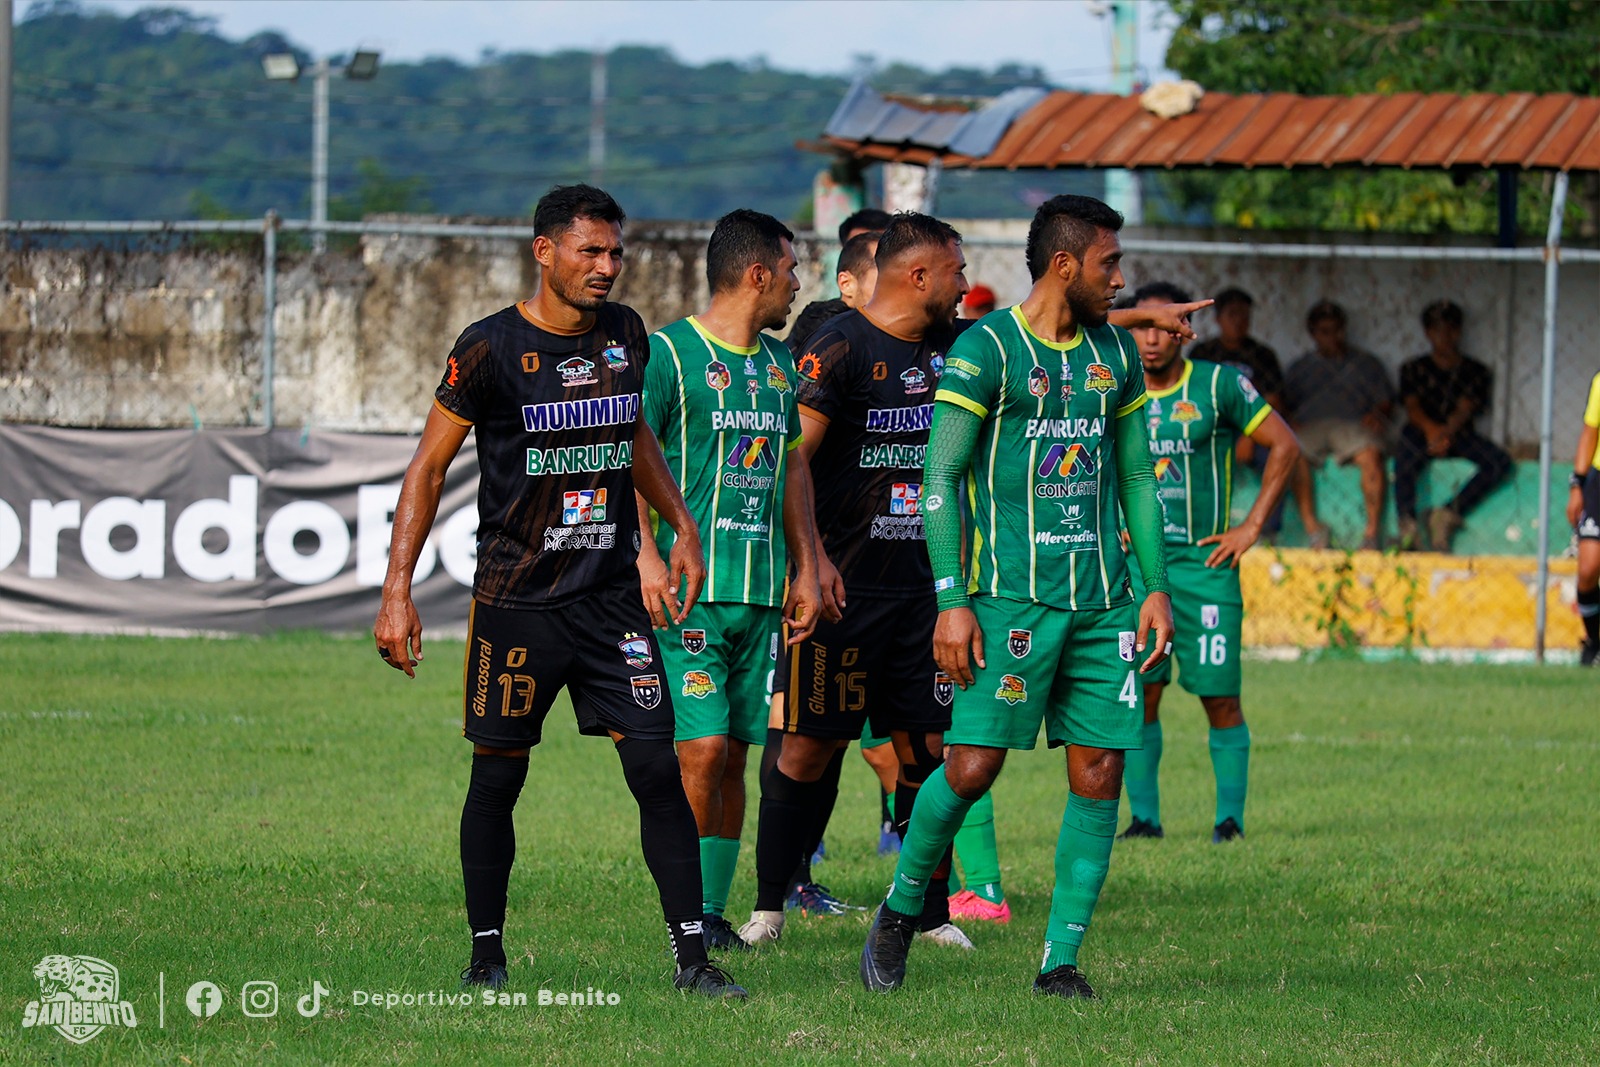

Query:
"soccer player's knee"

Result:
[[617, 737, 685, 805], [1202, 696, 1243, 728], [465, 753, 529, 815], [900, 731, 944, 786]]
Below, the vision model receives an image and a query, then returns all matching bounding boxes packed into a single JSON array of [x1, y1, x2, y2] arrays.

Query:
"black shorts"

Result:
[[784, 594, 950, 741], [1580, 470, 1600, 542], [461, 577, 674, 748]]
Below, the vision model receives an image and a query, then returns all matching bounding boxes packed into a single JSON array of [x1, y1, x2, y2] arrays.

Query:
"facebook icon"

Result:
[[185, 981, 222, 1018]]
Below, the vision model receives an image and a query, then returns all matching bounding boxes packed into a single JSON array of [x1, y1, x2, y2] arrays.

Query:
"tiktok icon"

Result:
[[297, 981, 330, 1018]]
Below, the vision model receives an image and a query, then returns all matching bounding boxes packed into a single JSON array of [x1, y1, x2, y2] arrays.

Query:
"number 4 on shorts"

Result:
[[1119, 671, 1138, 707]]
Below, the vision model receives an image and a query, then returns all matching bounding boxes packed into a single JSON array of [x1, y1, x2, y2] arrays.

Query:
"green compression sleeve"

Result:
[[1115, 407, 1170, 595], [925, 400, 983, 611]]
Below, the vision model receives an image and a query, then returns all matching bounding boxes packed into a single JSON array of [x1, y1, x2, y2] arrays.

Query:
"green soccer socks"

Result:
[[1043, 793, 1118, 971], [1209, 723, 1250, 832]]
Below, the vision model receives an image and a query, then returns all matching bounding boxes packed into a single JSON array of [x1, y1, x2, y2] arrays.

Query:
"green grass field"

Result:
[[2, 633, 1596, 1065]]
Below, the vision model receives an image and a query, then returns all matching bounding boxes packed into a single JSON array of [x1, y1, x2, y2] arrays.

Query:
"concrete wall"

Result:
[[2, 218, 1595, 447]]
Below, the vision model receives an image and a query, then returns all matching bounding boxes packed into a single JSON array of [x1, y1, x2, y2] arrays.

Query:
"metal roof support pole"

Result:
[[1534, 171, 1569, 663], [262, 211, 278, 430]]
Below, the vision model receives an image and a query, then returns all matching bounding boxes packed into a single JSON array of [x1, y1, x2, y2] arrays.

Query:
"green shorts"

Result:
[[946, 596, 1144, 752], [1128, 544, 1243, 697], [661, 600, 781, 745], [861, 723, 893, 749]]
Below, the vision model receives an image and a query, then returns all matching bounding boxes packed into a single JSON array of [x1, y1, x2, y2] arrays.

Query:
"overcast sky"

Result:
[[79, 0, 1178, 88]]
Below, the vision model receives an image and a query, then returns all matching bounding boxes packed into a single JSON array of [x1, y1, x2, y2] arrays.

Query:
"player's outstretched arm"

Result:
[[1113, 409, 1174, 674], [375, 405, 470, 677], [632, 418, 705, 623], [1109, 299, 1213, 341], [925, 400, 986, 689], [781, 458, 823, 643], [1200, 410, 1301, 568]]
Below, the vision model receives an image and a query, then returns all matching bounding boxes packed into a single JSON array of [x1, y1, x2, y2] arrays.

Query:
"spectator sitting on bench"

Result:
[[1394, 299, 1511, 553], [1282, 300, 1395, 550], [1191, 287, 1329, 548]]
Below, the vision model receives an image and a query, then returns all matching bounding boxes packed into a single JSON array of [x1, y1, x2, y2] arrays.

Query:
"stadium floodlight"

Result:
[[344, 51, 381, 81], [264, 49, 381, 254], [261, 53, 301, 81]]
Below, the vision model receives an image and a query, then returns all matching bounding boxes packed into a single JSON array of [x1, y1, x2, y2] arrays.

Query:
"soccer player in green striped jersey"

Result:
[[637, 210, 823, 952], [861, 195, 1176, 1001], [1118, 281, 1302, 845]]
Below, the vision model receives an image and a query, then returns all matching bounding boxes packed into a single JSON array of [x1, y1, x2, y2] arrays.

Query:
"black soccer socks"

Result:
[[616, 736, 708, 970], [754, 763, 820, 911], [460, 753, 528, 964]]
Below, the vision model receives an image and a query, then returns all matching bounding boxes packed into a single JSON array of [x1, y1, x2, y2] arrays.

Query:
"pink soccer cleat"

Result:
[[948, 889, 1011, 924]]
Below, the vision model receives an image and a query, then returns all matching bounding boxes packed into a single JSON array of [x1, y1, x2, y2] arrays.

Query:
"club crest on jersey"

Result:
[[1153, 457, 1184, 483], [559, 357, 598, 387], [1171, 400, 1201, 423], [1202, 604, 1220, 630], [890, 482, 921, 515], [602, 344, 628, 371], [1008, 629, 1032, 658], [767, 364, 791, 392], [706, 360, 731, 391], [934, 671, 954, 707], [1118, 631, 1136, 662], [1038, 442, 1096, 478], [562, 488, 607, 524], [1028, 366, 1050, 398], [1084, 363, 1117, 392], [681, 670, 717, 699], [618, 632, 652, 670], [901, 367, 929, 394], [682, 629, 707, 655], [995, 674, 1028, 705], [631, 674, 662, 709]]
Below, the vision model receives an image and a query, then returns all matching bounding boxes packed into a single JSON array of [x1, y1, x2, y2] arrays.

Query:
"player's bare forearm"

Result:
[[782, 458, 819, 580], [375, 407, 469, 677], [1574, 425, 1597, 475], [631, 421, 705, 620], [934, 606, 985, 690], [1108, 299, 1214, 341], [1203, 411, 1299, 567], [1136, 591, 1174, 675], [633, 491, 676, 630]]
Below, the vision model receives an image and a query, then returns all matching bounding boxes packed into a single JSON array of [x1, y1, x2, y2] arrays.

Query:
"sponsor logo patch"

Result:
[[1201, 604, 1220, 630], [521, 352, 540, 373], [1008, 629, 1032, 658], [1118, 631, 1136, 662], [995, 674, 1028, 705], [681, 670, 718, 699], [558, 356, 598, 387], [1172, 400, 1201, 423], [562, 488, 607, 524], [602, 344, 629, 371], [1153, 457, 1185, 483], [890, 482, 921, 515], [901, 367, 928, 394], [934, 671, 954, 706], [767, 364, 791, 392], [1084, 362, 1116, 392], [1038, 442, 1096, 478], [618, 632, 652, 670], [725, 435, 778, 471], [1238, 375, 1260, 402], [682, 629, 707, 655], [631, 675, 662, 709]]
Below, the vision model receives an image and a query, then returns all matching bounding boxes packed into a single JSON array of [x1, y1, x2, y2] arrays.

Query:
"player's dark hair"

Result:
[[706, 209, 795, 294], [874, 212, 962, 269], [1025, 195, 1124, 281], [533, 184, 626, 240], [1214, 287, 1254, 311], [1306, 299, 1347, 331], [838, 208, 892, 244], [1131, 281, 1192, 306], [837, 232, 879, 279], [1421, 299, 1463, 330]]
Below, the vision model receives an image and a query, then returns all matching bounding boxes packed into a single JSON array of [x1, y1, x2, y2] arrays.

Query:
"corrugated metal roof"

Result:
[[819, 89, 1600, 172], [823, 82, 1049, 160]]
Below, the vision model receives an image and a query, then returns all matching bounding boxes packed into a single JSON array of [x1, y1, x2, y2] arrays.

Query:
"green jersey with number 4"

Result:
[[1145, 359, 1271, 546], [643, 316, 801, 606], [933, 305, 1148, 611]]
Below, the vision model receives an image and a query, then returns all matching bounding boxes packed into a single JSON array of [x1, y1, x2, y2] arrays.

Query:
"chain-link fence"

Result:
[[2, 213, 1596, 659]]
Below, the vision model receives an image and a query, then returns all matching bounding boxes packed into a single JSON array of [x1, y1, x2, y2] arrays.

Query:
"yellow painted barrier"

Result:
[[1239, 548, 1585, 651]]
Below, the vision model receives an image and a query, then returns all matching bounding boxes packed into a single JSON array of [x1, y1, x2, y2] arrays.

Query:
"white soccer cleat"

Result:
[[737, 910, 785, 947], [917, 922, 975, 950]]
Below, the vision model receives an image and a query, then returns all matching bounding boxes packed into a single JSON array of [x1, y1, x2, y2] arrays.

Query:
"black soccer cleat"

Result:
[[1118, 817, 1164, 840], [701, 914, 751, 952], [1212, 817, 1244, 843], [1033, 964, 1097, 1000], [1581, 639, 1598, 667], [460, 959, 508, 991], [859, 904, 918, 993], [673, 961, 749, 1000]]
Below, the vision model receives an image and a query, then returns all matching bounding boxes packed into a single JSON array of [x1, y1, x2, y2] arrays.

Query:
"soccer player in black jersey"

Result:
[[374, 184, 746, 1000]]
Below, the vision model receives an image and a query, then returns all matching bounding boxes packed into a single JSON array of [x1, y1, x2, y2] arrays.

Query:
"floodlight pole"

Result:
[[311, 58, 330, 255]]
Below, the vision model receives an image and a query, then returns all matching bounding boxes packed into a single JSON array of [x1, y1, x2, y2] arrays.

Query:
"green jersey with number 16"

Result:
[[933, 305, 1148, 611], [1145, 359, 1271, 546], [643, 316, 800, 607]]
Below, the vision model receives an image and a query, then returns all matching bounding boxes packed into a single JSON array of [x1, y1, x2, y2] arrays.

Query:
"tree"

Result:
[[1152, 0, 1600, 236]]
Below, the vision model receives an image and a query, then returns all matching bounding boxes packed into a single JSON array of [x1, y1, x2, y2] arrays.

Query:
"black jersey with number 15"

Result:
[[795, 310, 962, 600], [434, 302, 649, 608]]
